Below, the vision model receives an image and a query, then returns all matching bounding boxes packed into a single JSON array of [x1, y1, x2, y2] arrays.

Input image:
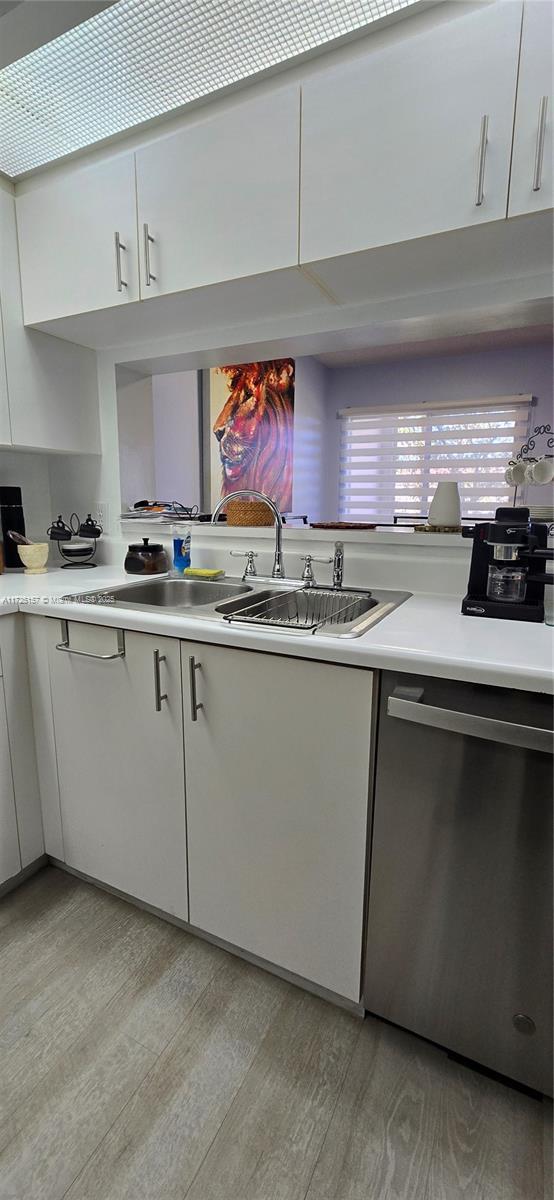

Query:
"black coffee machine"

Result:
[[462, 507, 552, 622]]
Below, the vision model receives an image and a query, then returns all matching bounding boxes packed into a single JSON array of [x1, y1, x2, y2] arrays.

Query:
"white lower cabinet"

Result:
[[0, 677, 21, 886], [0, 614, 43, 887], [47, 621, 188, 920], [181, 641, 373, 1002]]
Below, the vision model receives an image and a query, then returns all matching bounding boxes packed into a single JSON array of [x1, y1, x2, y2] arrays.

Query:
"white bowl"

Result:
[[17, 543, 49, 574]]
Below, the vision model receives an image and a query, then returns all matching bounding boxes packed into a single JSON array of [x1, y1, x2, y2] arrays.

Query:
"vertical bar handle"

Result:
[[533, 96, 549, 191], [143, 222, 156, 286], [475, 114, 489, 207], [153, 649, 167, 712], [188, 655, 203, 721], [114, 231, 127, 291]]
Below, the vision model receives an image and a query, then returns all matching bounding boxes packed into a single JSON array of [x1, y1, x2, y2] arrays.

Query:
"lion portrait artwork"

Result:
[[211, 359, 294, 513]]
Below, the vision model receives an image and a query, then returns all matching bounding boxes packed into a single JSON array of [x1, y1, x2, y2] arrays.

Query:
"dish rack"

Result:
[[222, 587, 377, 634]]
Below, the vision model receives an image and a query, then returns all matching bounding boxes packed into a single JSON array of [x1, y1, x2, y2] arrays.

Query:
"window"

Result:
[[338, 395, 533, 522]]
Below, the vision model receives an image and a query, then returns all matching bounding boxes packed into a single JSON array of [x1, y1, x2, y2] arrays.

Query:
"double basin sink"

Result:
[[67, 576, 409, 638]]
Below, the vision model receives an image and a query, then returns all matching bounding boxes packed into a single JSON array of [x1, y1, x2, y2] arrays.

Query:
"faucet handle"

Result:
[[300, 553, 332, 586], [230, 549, 258, 578]]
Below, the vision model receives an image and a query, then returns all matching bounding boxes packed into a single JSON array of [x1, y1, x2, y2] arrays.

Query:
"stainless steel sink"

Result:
[[64, 577, 410, 637], [66, 576, 254, 611]]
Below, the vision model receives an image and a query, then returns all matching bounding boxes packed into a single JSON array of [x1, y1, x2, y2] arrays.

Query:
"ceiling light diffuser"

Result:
[[0, 0, 419, 177]]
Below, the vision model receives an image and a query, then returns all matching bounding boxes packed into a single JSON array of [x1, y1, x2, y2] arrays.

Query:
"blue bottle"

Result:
[[173, 530, 191, 573]]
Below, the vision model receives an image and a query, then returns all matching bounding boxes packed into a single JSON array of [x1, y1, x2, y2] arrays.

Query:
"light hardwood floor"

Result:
[[0, 868, 549, 1200]]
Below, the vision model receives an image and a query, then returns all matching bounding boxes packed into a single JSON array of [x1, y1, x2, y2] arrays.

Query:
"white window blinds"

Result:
[[338, 396, 532, 522]]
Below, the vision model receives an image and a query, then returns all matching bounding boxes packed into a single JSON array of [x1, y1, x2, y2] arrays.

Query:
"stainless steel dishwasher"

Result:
[[364, 671, 553, 1095]]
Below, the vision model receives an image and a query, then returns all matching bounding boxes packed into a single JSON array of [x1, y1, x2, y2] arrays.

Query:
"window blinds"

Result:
[[338, 396, 533, 522]]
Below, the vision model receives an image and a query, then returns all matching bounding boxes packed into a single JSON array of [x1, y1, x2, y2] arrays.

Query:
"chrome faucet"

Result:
[[211, 489, 285, 579], [332, 541, 344, 589]]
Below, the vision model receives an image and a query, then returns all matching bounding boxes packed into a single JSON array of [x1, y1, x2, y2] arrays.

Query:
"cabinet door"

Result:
[[0, 298, 12, 447], [136, 88, 299, 298], [16, 154, 138, 325], [301, 3, 522, 263], [0, 677, 21, 886], [0, 188, 99, 453], [48, 622, 188, 919], [509, 1, 553, 217], [182, 642, 372, 1001], [0, 615, 42, 868]]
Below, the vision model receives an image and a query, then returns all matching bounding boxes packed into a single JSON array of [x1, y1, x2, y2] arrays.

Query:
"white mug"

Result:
[[507, 462, 526, 486], [524, 461, 537, 483], [531, 457, 554, 485], [428, 481, 461, 526]]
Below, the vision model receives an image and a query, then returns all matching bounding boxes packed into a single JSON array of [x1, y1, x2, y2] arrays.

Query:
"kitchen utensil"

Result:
[[310, 522, 377, 530], [428, 481, 461, 527], [0, 486, 26, 568], [124, 537, 169, 575], [8, 530, 32, 545], [17, 542, 49, 574]]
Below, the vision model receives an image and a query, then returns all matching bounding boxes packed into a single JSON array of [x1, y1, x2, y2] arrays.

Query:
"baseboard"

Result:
[[0, 853, 48, 899], [48, 857, 365, 1017]]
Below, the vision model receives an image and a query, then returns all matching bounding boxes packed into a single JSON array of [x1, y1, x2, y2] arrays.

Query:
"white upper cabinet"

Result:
[[0, 187, 99, 452], [16, 153, 138, 325], [509, 1, 553, 217], [136, 87, 300, 298], [300, 3, 522, 264]]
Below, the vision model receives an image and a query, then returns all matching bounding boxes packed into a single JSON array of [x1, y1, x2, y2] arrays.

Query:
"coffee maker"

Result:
[[462, 507, 551, 621]]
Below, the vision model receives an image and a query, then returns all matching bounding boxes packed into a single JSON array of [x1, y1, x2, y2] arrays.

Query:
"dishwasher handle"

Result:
[[388, 687, 553, 755]]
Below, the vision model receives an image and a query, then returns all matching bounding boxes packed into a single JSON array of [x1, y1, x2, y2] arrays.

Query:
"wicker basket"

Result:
[[225, 499, 275, 527]]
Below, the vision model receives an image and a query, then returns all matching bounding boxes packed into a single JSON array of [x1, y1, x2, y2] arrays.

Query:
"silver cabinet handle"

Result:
[[114, 231, 127, 291], [188, 655, 203, 721], [153, 648, 167, 711], [56, 619, 125, 659], [143, 222, 156, 286], [533, 96, 549, 191], [387, 690, 553, 754], [475, 114, 489, 207]]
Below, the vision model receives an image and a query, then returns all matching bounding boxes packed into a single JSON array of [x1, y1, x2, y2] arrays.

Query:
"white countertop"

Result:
[[2, 567, 552, 694]]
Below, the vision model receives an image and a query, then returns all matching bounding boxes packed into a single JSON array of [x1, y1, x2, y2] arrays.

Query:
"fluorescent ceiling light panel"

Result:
[[0, 0, 418, 177]]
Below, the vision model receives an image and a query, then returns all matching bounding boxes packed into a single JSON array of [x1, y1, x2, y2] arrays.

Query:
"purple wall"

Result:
[[324, 342, 554, 516]]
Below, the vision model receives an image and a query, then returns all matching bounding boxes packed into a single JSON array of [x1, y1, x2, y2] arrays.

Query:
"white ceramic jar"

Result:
[[428, 481, 461, 527]]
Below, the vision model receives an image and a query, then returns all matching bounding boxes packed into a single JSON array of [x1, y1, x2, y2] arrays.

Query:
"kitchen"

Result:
[[0, 1, 552, 1197]]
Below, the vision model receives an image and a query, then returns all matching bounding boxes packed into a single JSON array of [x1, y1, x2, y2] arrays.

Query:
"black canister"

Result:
[[0, 487, 26, 568]]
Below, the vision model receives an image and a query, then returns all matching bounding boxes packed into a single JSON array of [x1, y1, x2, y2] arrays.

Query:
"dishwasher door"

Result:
[[364, 671, 553, 1094]]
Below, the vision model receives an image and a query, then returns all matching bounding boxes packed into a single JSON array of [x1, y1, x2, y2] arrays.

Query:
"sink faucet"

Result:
[[332, 541, 344, 589], [211, 490, 285, 579]]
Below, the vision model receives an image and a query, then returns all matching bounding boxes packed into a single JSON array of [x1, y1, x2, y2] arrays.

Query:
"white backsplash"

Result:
[[105, 522, 472, 596]]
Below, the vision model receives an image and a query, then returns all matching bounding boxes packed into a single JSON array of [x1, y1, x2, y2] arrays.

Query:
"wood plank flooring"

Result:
[[0, 868, 548, 1200]]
